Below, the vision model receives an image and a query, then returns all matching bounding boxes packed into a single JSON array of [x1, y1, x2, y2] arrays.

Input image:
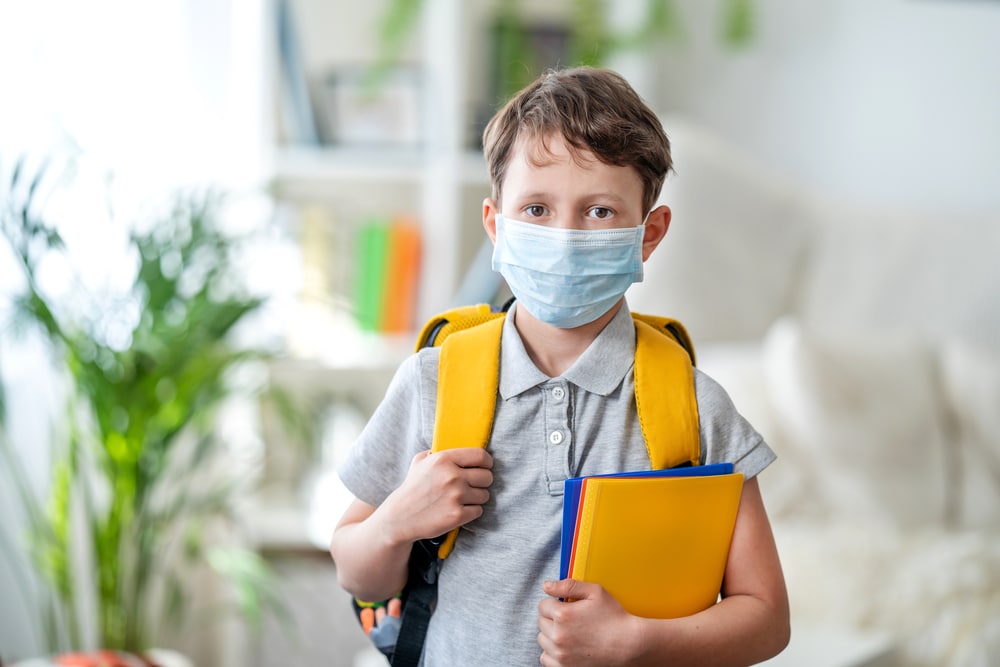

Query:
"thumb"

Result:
[[542, 578, 595, 600]]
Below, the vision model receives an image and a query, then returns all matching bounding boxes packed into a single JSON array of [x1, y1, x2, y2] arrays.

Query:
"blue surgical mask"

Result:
[[491, 214, 646, 328]]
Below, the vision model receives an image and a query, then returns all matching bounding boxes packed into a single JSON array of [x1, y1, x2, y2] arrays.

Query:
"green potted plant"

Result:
[[0, 155, 290, 663]]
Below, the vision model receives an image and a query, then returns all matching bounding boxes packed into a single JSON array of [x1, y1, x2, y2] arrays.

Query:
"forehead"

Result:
[[502, 133, 643, 204], [514, 132, 597, 169]]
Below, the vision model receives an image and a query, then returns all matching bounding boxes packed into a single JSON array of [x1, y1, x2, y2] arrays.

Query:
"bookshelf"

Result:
[[264, 0, 494, 348], [250, 0, 504, 564]]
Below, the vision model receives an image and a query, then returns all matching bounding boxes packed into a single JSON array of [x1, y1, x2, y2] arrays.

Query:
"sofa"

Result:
[[626, 117, 1000, 667]]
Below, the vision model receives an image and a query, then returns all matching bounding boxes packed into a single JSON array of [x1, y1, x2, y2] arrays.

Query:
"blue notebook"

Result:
[[559, 462, 735, 579]]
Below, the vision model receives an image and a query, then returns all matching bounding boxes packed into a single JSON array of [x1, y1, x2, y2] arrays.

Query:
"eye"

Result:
[[523, 205, 548, 218], [587, 206, 615, 221]]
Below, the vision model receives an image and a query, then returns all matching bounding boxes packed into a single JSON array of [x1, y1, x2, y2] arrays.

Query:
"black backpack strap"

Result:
[[390, 539, 441, 667]]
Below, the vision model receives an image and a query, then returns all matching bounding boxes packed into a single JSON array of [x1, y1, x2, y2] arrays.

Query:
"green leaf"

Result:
[[722, 0, 754, 48], [364, 0, 424, 94], [569, 0, 611, 67], [206, 547, 293, 632], [163, 571, 186, 627]]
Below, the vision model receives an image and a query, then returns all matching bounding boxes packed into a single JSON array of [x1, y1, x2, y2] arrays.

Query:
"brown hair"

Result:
[[482, 67, 672, 214]]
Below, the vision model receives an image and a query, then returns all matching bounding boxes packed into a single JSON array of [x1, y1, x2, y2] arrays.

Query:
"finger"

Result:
[[387, 597, 402, 617], [436, 447, 493, 469], [360, 607, 375, 635], [536, 626, 554, 652], [458, 486, 490, 506], [536, 622, 556, 655], [543, 578, 595, 601], [537, 596, 558, 621], [542, 579, 571, 598], [462, 466, 494, 489], [536, 626, 560, 667], [456, 503, 485, 526]]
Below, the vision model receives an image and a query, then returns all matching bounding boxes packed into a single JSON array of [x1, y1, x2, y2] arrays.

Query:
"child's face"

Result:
[[492, 133, 647, 230], [484, 132, 670, 265], [483, 131, 671, 329]]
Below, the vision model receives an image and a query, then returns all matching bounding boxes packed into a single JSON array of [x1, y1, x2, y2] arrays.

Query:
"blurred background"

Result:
[[1, 1, 999, 666]]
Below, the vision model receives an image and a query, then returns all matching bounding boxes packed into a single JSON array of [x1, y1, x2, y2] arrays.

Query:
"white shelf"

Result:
[[272, 145, 427, 184], [272, 146, 489, 190], [244, 476, 357, 553], [272, 333, 412, 375]]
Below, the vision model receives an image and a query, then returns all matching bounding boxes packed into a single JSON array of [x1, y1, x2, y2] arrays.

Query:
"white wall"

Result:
[[628, 0, 1000, 211], [0, 0, 267, 199]]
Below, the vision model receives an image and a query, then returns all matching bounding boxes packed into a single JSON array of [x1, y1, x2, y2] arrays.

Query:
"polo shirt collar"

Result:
[[498, 301, 636, 399]]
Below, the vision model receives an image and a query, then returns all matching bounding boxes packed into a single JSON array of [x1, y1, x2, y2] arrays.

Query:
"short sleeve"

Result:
[[337, 348, 440, 507]]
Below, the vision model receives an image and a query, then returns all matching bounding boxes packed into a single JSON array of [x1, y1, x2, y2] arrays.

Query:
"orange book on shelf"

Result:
[[379, 217, 422, 333]]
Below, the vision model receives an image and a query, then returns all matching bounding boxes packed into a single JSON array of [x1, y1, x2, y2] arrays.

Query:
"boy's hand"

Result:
[[379, 448, 493, 545], [537, 579, 642, 667]]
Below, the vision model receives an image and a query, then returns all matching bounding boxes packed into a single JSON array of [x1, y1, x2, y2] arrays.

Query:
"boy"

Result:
[[331, 67, 790, 666]]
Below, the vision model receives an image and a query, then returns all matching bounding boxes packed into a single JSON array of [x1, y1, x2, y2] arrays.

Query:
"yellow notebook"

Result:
[[568, 471, 744, 619]]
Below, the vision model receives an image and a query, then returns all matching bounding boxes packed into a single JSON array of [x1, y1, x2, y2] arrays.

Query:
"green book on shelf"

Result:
[[354, 218, 390, 332]]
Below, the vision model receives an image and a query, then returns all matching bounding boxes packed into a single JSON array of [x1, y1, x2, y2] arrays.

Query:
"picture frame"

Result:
[[314, 66, 423, 148]]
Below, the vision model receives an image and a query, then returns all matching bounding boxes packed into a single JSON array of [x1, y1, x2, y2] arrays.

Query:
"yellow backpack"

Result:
[[356, 303, 701, 666]]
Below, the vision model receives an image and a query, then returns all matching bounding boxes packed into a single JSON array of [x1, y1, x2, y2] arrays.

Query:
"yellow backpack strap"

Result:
[[632, 315, 701, 469], [415, 303, 501, 351], [428, 312, 505, 559], [632, 312, 696, 366]]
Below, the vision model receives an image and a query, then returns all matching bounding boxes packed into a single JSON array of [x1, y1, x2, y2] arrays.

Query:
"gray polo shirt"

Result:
[[339, 302, 775, 666]]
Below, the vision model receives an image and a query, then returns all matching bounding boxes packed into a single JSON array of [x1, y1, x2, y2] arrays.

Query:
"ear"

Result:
[[483, 198, 500, 244], [641, 205, 671, 262]]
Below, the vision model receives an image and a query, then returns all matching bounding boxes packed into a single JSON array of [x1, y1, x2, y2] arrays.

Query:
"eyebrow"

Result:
[[515, 191, 628, 204]]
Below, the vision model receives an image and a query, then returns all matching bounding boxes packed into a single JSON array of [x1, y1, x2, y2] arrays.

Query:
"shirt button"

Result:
[[552, 386, 565, 401], [549, 430, 564, 445]]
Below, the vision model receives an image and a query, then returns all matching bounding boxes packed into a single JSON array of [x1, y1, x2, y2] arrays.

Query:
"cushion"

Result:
[[761, 317, 950, 528], [694, 341, 818, 520], [796, 203, 1000, 347], [938, 339, 1000, 528], [774, 521, 1000, 667]]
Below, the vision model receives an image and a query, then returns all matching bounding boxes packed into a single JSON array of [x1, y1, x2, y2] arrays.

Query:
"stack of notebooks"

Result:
[[560, 463, 744, 619]]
